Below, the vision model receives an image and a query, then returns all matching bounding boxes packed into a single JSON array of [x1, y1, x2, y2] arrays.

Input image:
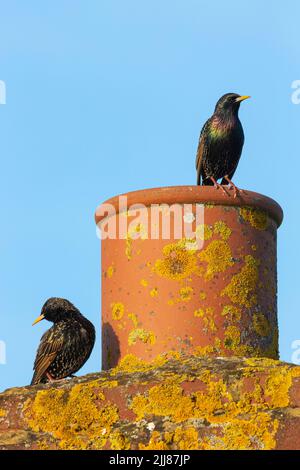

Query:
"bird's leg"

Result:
[[45, 372, 66, 383], [46, 372, 56, 382], [223, 176, 245, 198], [210, 177, 229, 196]]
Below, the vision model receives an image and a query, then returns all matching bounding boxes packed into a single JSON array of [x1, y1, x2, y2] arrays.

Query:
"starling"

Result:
[[31, 297, 95, 385], [196, 93, 250, 197]]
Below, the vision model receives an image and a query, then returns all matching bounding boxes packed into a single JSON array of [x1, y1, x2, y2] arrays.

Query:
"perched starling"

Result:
[[31, 297, 95, 385], [196, 93, 250, 197]]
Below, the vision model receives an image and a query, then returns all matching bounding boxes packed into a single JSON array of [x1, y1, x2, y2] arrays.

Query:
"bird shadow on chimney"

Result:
[[102, 322, 121, 369]]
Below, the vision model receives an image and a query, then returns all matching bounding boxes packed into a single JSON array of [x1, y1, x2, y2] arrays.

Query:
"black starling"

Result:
[[196, 93, 250, 197], [31, 297, 95, 385]]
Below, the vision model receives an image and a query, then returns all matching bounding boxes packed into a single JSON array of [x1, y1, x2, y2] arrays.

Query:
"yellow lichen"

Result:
[[128, 328, 156, 346], [198, 240, 234, 280], [25, 381, 119, 449], [0, 409, 6, 418], [179, 286, 193, 302], [221, 305, 242, 322], [194, 308, 205, 318], [166, 427, 199, 450], [139, 431, 169, 450], [224, 326, 241, 350], [195, 224, 213, 241], [253, 313, 271, 337], [130, 381, 194, 422], [125, 237, 133, 260], [240, 207, 268, 231], [140, 279, 148, 287], [153, 240, 198, 281], [203, 413, 279, 450], [111, 302, 125, 321], [109, 431, 131, 450], [193, 338, 222, 357], [111, 354, 167, 375], [214, 221, 232, 240], [222, 255, 259, 307], [107, 265, 115, 278], [150, 288, 158, 297], [128, 312, 138, 327], [194, 307, 216, 331], [199, 291, 206, 300], [125, 223, 148, 260]]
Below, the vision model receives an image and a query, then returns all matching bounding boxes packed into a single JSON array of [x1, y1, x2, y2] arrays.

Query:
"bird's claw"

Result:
[[223, 176, 246, 198], [210, 177, 230, 196]]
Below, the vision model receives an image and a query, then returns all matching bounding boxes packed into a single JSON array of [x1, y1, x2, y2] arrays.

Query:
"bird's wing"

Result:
[[195, 118, 211, 183], [31, 326, 65, 385]]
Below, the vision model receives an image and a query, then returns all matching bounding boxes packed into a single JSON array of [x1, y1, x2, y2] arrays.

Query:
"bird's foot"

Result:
[[223, 176, 246, 198], [210, 177, 229, 196]]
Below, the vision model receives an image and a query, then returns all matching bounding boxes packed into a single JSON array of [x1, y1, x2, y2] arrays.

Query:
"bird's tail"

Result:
[[30, 371, 47, 386]]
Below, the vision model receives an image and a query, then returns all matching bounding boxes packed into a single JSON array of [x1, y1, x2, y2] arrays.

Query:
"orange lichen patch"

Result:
[[253, 313, 271, 336], [214, 221, 232, 241], [195, 307, 217, 332], [111, 354, 167, 375], [109, 431, 131, 450], [107, 265, 115, 278], [253, 313, 271, 337], [240, 207, 268, 231], [128, 223, 148, 240], [111, 302, 125, 321], [202, 413, 279, 450], [198, 240, 234, 280], [128, 328, 156, 346], [221, 305, 242, 322], [195, 224, 213, 241], [125, 237, 133, 260], [193, 339, 222, 357], [150, 288, 159, 298], [243, 359, 300, 408], [165, 427, 199, 450], [205, 308, 216, 332], [179, 286, 193, 302], [222, 255, 259, 307], [125, 223, 147, 260], [140, 279, 148, 287], [224, 326, 241, 350], [199, 291, 206, 300], [264, 329, 279, 359], [24, 381, 119, 449], [128, 313, 138, 327], [130, 381, 194, 422], [153, 240, 198, 281], [194, 308, 205, 318], [139, 431, 169, 450], [264, 366, 300, 409]]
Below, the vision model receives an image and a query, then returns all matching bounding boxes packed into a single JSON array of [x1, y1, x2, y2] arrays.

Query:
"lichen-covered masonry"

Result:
[[6, 355, 298, 450], [103, 204, 279, 365]]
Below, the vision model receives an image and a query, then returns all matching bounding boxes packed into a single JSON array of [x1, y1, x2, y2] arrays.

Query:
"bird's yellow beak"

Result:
[[235, 95, 251, 103], [32, 314, 45, 326]]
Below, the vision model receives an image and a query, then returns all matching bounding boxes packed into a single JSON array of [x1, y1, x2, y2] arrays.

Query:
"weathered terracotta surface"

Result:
[[1, 355, 300, 450], [96, 186, 283, 368]]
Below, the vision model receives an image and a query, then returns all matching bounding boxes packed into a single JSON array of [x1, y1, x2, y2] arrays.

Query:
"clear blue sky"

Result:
[[1, 1, 300, 391]]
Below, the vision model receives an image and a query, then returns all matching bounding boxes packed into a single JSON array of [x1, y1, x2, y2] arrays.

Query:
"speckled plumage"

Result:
[[196, 93, 249, 186], [31, 298, 95, 385]]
